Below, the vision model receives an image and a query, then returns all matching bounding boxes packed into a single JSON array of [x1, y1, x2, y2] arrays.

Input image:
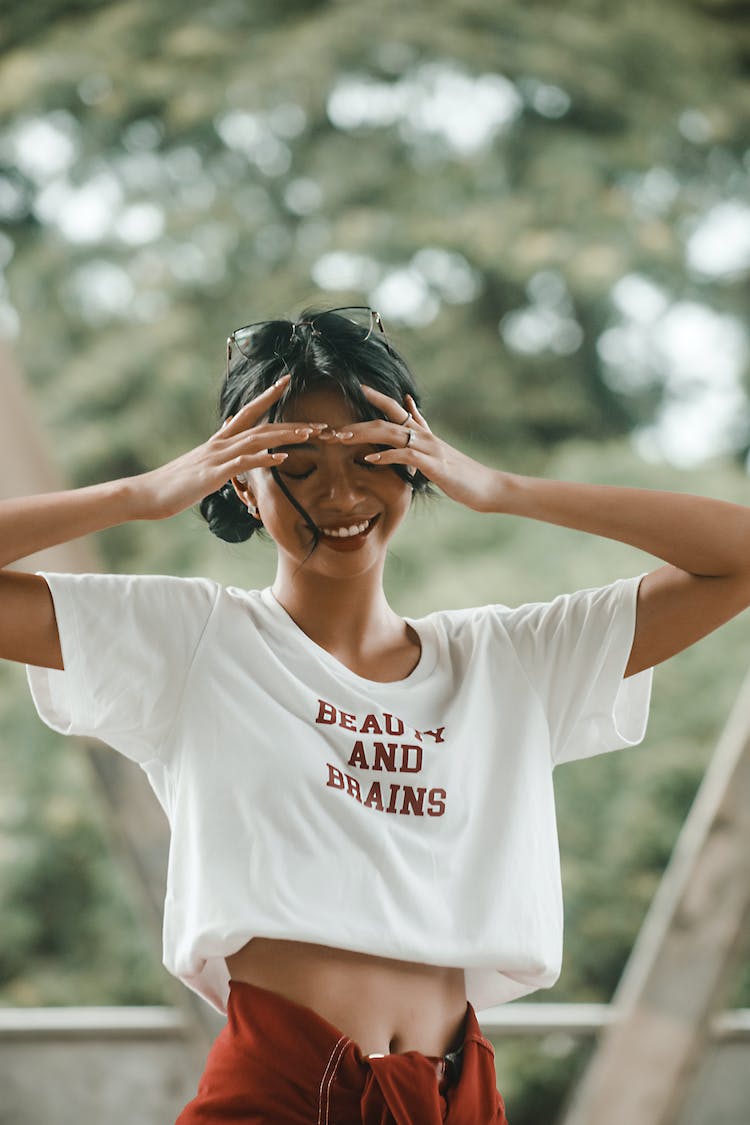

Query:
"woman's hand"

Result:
[[340, 385, 503, 513], [129, 374, 325, 520]]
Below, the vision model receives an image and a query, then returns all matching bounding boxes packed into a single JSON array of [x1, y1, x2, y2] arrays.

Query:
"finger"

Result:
[[220, 374, 292, 437], [405, 393, 431, 431], [223, 423, 323, 456], [227, 429, 329, 477], [362, 447, 419, 466], [325, 419, 428, 450], [246, 421, 327, 441], [228, 450, 289, 483], [359, 383, 412, 423]]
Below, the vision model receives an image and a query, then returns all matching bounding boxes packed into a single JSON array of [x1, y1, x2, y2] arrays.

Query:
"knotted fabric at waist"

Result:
[[175, 977, 507, 1124]]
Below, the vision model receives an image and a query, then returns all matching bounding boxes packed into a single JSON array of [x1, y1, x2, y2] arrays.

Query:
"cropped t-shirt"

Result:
[[26, 571, 653, 1015]]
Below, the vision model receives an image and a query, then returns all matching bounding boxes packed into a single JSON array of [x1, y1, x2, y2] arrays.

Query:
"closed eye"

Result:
[[280, 466, 315, 480], [276, 443, 391, 480], [280, 460, 386, 480]]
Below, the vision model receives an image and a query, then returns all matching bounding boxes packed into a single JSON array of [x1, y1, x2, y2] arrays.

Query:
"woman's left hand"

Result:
[[335, 385, 502, 513]]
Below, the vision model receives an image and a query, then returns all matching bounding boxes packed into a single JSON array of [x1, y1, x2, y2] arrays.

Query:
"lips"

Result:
[[319, 516, 374, 539], [318, 513, 381, 551]]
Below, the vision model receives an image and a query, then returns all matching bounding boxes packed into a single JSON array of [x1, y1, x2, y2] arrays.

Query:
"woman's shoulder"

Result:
[[120, 573, 268, 615], [417, 594, 568, 644], [413, 601, 513, 641], [423, 575, 643, 647], [38, 569, 229, 617]]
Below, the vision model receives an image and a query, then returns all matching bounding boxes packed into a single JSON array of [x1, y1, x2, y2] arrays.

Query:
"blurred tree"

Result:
[[0, 0, 748, 554]]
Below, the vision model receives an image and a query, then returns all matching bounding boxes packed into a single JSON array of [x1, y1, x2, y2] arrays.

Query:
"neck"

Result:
[[270, 562, 402, 655]]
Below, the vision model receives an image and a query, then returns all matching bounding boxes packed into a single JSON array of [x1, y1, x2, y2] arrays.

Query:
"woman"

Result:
[[3, 306, 750, 1124]]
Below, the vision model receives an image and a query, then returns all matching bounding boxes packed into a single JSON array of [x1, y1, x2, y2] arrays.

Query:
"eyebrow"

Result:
[[271, 440, 378, 452]]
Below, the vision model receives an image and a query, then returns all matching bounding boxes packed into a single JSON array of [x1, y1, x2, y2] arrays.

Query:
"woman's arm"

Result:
[[491, 474, 750, 676], [354, 385, 750, 677], [0, 373, 314, 670], [0, 480, 138, 572], [492, 475, 750, 580], [0, 479, 138, 671]]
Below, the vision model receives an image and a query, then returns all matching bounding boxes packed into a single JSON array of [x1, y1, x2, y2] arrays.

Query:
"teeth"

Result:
[[320, 519, 372, 538]]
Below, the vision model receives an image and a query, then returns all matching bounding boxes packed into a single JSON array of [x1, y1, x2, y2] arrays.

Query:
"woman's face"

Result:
[[240, 386, 414, 579]]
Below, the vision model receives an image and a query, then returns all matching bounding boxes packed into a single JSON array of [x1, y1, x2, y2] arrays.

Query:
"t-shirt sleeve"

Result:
[[25, 571, 219, 765], [500, 573, 653, 766]]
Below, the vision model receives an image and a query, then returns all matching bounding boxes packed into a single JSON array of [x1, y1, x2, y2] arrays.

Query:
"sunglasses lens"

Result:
[[312, 307, 381, 340], [233, 321, 293, 360], [227, 308, 389, 374], [330, 308, 373, 333], [339, 307, 374, 334]]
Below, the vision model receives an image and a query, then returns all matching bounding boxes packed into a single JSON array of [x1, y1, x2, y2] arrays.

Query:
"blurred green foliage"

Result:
[[1, 0, 749, 493]]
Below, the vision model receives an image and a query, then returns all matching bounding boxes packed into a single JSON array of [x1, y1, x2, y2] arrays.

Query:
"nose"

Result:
[[315, 459, 368, 504]]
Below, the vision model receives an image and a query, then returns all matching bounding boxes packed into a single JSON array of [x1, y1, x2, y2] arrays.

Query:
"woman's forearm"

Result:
[[493, 472, 750, 578], [0, 478, 139, 570]]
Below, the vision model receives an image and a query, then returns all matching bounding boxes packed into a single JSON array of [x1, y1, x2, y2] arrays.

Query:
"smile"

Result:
[[319, 517, 375, 539], [317, 514, 381, 549]]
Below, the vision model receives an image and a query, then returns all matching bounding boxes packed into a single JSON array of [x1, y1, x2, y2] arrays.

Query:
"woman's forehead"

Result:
[[278, 386, 364, 424]]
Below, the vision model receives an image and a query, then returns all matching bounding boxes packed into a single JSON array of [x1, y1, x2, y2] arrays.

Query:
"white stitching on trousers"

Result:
[[317, 1035, 350, 1125]]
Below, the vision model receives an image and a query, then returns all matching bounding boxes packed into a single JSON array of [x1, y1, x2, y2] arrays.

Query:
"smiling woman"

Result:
[[230, 385, 415, 575], [198, 307, 434, 551], [5, 306, 750, 1124]]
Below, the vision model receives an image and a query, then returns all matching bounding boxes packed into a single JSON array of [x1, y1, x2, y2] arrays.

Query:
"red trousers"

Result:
[[176, 979, 507, 1124]]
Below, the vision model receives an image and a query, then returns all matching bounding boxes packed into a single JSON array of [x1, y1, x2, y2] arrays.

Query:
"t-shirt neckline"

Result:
[[259, 586, 439, 689]]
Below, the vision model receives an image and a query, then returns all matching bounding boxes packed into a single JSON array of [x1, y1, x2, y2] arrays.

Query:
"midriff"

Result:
[[225, 937, 468, 1058]]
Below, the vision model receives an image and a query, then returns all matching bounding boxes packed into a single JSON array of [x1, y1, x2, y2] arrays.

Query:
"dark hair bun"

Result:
[[198, 483, 258, 543]]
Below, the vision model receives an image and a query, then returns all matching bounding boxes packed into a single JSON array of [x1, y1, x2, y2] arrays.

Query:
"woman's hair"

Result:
[[199, 307, 434, 546]]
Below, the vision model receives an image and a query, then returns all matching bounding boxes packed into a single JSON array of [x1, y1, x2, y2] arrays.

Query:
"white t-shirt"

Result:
[[26, 571, 653, 1015]]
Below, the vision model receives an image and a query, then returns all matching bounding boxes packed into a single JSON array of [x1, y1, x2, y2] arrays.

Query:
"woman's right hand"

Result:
[[130, 374, 319, 520]]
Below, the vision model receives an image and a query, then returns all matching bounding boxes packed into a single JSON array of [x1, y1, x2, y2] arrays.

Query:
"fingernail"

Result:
[[336, 431, 353, 439], [271, 452, 288, 460], [295, 427, 312, 435], [364, 453, 381, 462], [275, 373, 291, 386]]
